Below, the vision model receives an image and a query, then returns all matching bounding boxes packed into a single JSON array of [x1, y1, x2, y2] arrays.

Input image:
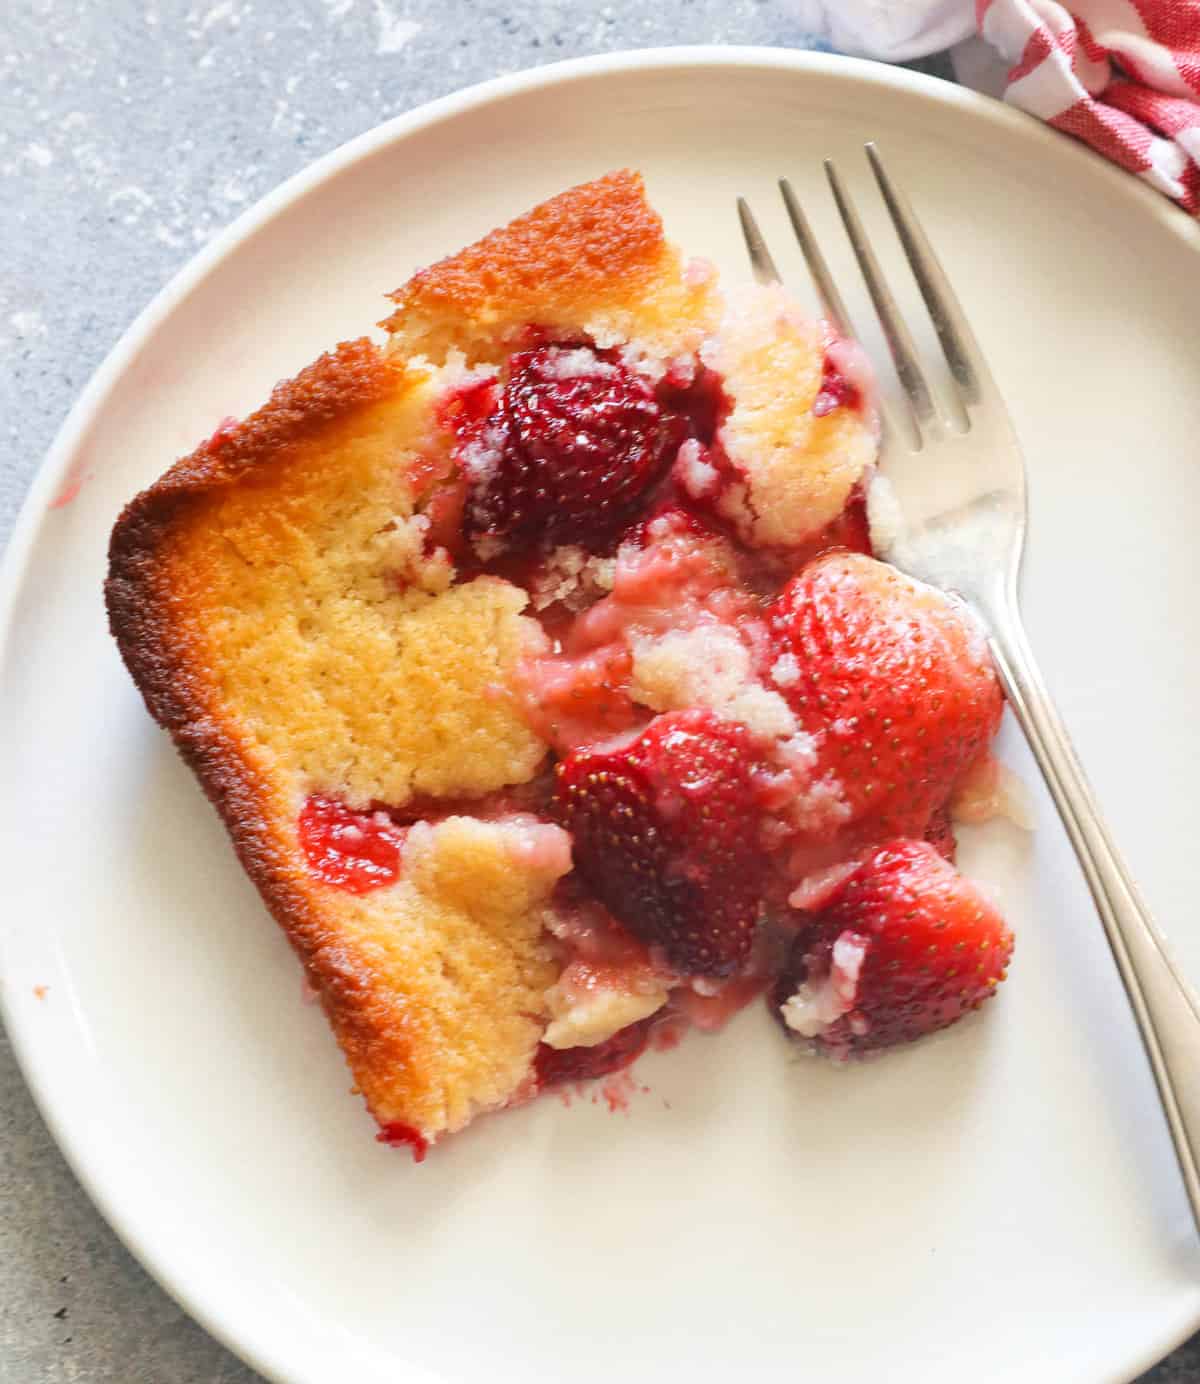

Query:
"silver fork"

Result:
[[739, 144, 1200, 1236]]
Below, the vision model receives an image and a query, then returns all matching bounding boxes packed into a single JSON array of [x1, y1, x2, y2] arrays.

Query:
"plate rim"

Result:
[[3, 44, 1199, 1384]]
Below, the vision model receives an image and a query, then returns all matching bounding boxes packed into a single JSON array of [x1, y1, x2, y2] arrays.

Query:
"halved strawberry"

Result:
[[765, 551, 1003, 843], [449, 344, 684, 556], [773, 839, 1013, 1056], [554, 709, 765, 976]]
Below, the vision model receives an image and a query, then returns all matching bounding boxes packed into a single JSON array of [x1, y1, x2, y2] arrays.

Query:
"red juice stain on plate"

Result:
[[376, 1122, 429, 1162], [49, 447, 99, 509], [49, 477, 86, 509], [298, 795, 405, 893], [598, 1069, 650, 1114]]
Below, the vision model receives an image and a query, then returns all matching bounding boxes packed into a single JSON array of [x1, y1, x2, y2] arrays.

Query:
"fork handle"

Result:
[[986, 605, 1200, 1234]]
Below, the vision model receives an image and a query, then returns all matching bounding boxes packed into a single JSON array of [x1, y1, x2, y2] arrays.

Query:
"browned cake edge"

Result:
[[105, 339, 434, 1126], [381, 168, 666, 337], [106, 171, 682, 1144]]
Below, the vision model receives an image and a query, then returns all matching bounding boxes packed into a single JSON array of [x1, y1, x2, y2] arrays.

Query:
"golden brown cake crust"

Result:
[[107, 336, 401, 740], [381, 169, 666, 340], [106, 336, 405, 780], [106, 338, 436, 1128]]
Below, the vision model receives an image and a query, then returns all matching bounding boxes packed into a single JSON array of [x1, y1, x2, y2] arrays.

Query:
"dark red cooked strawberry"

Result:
[[924, 803, 957, 862], [773, 838, 1013, 1056], [450, 343, 684, 556], [534, 1017, 653, 1087], [765, 551, 1003, 843], [619, 499, 727, 551], [656, 361, 730, 444], [554, 710, 765, 977]]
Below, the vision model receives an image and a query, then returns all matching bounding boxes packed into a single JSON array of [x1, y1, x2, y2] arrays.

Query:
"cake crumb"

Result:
[[630, 624, 797, 741]]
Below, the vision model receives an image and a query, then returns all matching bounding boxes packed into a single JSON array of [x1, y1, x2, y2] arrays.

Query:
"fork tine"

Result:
[[736, 197, 782, 286], [777, 178, 855, 340], [824, 158, 936, 437], [865, 143, 993, 407]]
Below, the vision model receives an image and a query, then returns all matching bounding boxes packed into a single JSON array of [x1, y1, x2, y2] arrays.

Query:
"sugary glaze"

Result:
[[107, 171, 1009, 1156]]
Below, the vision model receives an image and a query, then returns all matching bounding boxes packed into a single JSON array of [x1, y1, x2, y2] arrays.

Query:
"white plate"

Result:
[[3, 47, 1200, 1384]]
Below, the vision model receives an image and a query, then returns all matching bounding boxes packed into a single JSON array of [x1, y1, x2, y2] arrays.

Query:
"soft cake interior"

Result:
[[106, 171, 878, 1144]]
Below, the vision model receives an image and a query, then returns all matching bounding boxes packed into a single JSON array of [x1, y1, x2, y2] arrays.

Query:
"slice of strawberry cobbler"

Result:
[[107, 171, 1013, 1158]]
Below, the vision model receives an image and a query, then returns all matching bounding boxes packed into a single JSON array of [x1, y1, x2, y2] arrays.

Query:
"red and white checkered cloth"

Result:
[[976, 0, 1200, 213]]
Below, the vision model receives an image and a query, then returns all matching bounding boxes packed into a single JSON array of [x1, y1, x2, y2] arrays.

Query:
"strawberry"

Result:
[[515, 644, 642, 753], [554, 709, 764, 976], [773, 838, 1013, 1056], [765, 551, 1003, 842], [534, 1017, 653, 1087], [298, 795, 406, 894], [449, 344, 683, 556], [923, 802, 957, 862]]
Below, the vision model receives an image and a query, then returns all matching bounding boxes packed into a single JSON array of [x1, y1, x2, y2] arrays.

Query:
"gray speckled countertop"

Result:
[[1, 3, 1197, 1380]]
